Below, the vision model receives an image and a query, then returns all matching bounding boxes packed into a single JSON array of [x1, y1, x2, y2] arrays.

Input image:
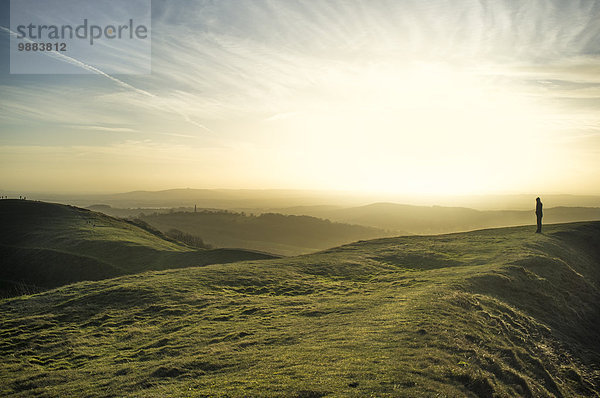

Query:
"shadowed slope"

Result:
[[0, 221, 599, 396], [0, 200, 277, 296]]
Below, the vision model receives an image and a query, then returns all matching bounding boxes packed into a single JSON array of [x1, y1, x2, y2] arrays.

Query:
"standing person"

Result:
[[535, 197, 543, 233]]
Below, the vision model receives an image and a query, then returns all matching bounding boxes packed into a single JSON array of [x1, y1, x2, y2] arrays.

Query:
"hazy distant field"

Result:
[[22, 189, 600, 211], [140, 210, 393, 256]]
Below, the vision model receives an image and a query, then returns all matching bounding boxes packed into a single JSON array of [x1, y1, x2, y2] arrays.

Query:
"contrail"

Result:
[[0, 25, 216, 134]]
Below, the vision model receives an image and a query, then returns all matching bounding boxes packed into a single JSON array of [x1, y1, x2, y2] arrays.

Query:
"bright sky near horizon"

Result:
[[1, 0, 599, 195]]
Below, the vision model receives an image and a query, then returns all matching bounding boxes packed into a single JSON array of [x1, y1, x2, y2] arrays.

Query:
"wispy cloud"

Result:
[[70, 125, 138, 133], [0, 25, 217, 134], [2, 0, 600, 193], [264, 112, 301, 122]]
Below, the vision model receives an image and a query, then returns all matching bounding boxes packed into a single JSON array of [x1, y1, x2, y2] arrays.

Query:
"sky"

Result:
[[1, 0, 599, 195]]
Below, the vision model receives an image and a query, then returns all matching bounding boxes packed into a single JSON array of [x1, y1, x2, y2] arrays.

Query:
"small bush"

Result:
[[165, 228, 212, 249]]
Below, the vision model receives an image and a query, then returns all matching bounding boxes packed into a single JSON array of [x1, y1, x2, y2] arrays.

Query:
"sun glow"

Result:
[[262, 62, 550, 195], [2, 0, 599, 195]]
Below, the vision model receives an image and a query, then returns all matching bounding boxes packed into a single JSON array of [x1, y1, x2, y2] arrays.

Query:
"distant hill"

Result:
[[140, 210, 395, 256], [17, 188, 600, 210], [31, 188, 371, 209], [275, 202, 600, 234], [1, 221, 598, 396], [0, 200, 276, 297]]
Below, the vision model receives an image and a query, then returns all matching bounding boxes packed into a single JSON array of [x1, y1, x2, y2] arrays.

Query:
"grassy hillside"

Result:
[[140, 210, 394, 256], [277, 202, 600, 234], [0, 200, 276, 296], [1, 221, 598, 396]]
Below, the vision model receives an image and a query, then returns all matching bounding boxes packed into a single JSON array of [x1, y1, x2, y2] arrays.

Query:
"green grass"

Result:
[[0, 219, 599, 397], [0, 200, 276, 296]]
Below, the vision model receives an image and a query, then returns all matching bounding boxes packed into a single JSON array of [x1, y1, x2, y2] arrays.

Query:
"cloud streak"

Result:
[[0, 25, 216, 134], [1, 0, 600, 194]]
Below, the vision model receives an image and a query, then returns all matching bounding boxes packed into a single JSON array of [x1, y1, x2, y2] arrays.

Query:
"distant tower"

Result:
[[194, 204, 197, 213]]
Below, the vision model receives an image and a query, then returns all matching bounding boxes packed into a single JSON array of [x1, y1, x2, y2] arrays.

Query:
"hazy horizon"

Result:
[[3, 185, 600, 196], [2, 0, 600, 195], [3, 187, 600, 213], [5, 186, 600, 197]]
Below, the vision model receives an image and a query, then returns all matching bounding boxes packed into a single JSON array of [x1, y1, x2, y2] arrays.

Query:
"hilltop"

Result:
[[0, 200, 276, 297], [1, 221, 598, 396]]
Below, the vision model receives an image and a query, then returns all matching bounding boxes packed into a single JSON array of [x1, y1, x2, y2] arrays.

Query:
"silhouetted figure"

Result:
[[535, 197, 543, 233]]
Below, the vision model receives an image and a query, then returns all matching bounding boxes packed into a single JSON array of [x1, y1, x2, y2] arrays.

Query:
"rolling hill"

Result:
[[139, 210, 395, 256], [1, 221, 598, 396], [275, 202, 600, 235], [0, 200, 276, 297]]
